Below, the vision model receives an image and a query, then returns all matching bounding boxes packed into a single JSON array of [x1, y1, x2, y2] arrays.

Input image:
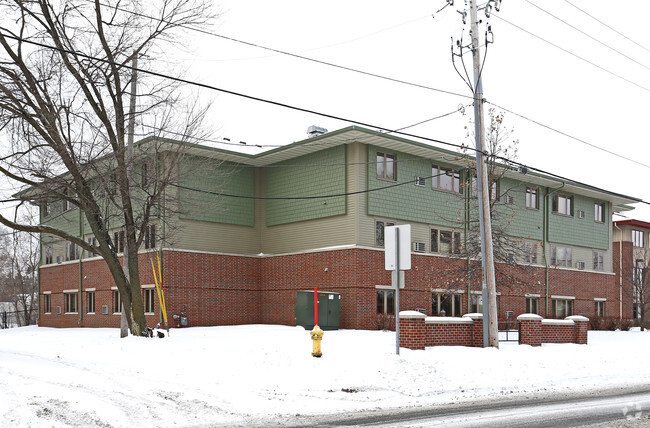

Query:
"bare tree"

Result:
[[0, 0, 213, 336], [433, 109, 544, 304]]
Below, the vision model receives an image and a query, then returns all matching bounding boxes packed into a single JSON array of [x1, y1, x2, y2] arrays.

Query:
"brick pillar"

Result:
[[517, 313, 543, 346], [399, 311, 427, 350], [464, 313, 484, 347], [567, 315, 589, 344]]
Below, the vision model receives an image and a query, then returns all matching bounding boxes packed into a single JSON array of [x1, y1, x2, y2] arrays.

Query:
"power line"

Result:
[[86, 0, 472, 101], [486, 100, 650, 170], [563, 0, 650, 55], [492, 14, 650, 93], [524, 0, 650, 72]]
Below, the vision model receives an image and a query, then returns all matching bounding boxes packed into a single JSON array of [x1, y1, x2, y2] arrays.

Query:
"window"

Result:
[[432, 165, 460, 193], [114, 230, 125, 253], [633, 230, 644, 248], [43, 293, 51, 314], [592, 251, 604, 271], [86, 291, 95, 314], [143, 288, 155, 314], [594, 202, 605, 223], [144, 224, 156, 250], [432, 292, 462, 316], [525, 187, 539, 209], [65, 242, 79, 261], [526, 296, 539, 314], [634, 267, 644, 285], [552, 297, 574, 318], [375, 220, 394, 247], [471, 178, 498, 201], [524, 242, 538, 264], [471, 294, 483, 313], [112, 290, 122, 314], [431, 229, 461, 254], [377, 289, 395, 315], [64, 292, 78, 313], [595, 300, 605, 317], [376, 152, 395, 181], [552, 194, 573, 216], [45, 246, 53, 265], [87, 237, 97, 258], [551, 245, 572, 267]]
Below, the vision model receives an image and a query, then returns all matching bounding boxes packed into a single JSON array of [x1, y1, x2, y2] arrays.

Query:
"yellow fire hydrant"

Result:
[[311, 325, 324, 358]]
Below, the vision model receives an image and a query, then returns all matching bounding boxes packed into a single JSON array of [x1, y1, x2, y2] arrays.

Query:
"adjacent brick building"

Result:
[[613, 219, 650, 320], [37, 126, 641, 329]]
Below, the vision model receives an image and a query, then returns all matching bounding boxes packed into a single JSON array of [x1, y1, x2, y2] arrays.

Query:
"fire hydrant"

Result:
[[311, 325, 324, 358]]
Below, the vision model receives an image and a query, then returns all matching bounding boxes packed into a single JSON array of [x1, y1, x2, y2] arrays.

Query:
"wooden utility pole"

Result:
[[469, 0, 499, 347]]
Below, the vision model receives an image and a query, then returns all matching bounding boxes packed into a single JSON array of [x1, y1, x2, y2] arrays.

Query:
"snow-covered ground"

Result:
[[1, 325, 649, 427]]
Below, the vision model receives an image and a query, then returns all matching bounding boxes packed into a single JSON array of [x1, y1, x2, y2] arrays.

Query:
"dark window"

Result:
[[377, 152, 396, 180]]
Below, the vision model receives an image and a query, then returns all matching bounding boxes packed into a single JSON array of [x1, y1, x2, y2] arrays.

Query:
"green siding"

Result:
[[179, 156, 254, 226], [366, 145, 465, 228], [548, 193, 609, 249], [265, 145, 346, 227], [496, 178, 544, 241]]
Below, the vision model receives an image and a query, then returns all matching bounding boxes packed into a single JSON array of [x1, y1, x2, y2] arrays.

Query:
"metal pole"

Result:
[[395, 228, 400, 355], [470, 0, 499, 348]]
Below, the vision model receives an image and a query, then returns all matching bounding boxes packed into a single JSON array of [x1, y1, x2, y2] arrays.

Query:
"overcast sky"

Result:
[[160, 0, 650, 219]]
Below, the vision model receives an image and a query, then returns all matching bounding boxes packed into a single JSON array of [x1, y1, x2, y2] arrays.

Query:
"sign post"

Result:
[[384, 225, 411, 355]]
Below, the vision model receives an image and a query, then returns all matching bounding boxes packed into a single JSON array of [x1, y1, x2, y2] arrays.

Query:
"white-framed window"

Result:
[[44, 246, 53, 264], [552, 193, 573, 216], [551, 245, 572, 267], [633, 230, 644, 248], [375, 220, 394, 247], [524, 242, 538, 264], [594, 202, 605, 223], [65, 242, 79, 261], [376, 152, 396, 181], [112, 290, 122, 314], [144, 224, 156, 250], [432, 165, 460, 193], [87, 237, 97, 258], [431, 229, 461, 254], [595, 299, 606, 317], [113, 230, 125, 253], [525, 187, 539, 209], [526, 296, 539, 314], [377, 289, 395, 315], [43, 293, 51, 314], [143, 288, 155, 314], [471, 178, 498, 201], [471, 294, 483, 313], [64, 292, 78, 313], [432, 292, 462, 316], [86, 290, 95, 314], [592, 251, 604, 271], [552, 296, 574, 318]]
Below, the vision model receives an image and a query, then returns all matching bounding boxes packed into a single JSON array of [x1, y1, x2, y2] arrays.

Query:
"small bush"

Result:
[[376, 313, 395, 331], [590, 316, 605, 331]]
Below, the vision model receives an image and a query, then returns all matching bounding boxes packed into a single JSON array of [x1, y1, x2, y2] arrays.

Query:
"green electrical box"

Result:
[[295, 290, 341, 331]]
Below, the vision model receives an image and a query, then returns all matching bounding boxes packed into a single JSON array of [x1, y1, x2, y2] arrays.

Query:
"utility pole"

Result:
[[120, 55, 138, 338], [469, 0, 499, 347]]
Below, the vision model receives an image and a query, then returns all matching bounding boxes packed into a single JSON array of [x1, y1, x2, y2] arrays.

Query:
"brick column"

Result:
[[567, 315, 589, 344], [399, 311, 427, 350], [464, 313, 484, 347], [518, 313, 543, 346]]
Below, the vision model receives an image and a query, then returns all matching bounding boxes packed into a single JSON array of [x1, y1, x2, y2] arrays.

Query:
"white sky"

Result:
[[156, 0, 650, 220]]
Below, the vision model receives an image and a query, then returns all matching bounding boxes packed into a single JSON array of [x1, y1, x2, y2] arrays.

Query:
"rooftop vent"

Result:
[[307, 125, 328, 138]]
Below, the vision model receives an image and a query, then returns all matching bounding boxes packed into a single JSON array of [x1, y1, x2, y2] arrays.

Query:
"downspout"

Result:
[[544, 182, 565, 317], [614, 222, 623, 320], [160, 183, 166, 326], [79, 207, 84, 325]]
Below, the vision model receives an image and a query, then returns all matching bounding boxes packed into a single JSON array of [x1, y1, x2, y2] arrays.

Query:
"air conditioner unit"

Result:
[[414, 176, 426, 186], [576, 261, 585, 270], [505, 195, 515, 205], [577, 210, 585, 219], [413, 242, 426, 253]]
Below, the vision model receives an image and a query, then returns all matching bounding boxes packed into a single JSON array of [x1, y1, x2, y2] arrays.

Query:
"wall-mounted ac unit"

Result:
[[414, 176, 426, 186], [56, 306, 61, 314], [576, 261, 585, 270], [577, 210, 585, 219], [505, 195, 515, 205], [413, 242, 426, 253]]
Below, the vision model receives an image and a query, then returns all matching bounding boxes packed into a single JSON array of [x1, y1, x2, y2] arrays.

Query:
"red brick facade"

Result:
[[39, 247, 620, 330]]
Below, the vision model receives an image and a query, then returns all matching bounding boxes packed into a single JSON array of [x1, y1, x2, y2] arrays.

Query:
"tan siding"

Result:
[[176, 219, 259, 254]]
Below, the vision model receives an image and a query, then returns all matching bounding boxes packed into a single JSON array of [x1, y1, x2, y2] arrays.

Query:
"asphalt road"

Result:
[[275, 386, 650, 428]]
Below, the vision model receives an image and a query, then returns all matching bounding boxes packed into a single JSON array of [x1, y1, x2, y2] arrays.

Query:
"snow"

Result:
[[1, 325, 649, 427]]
